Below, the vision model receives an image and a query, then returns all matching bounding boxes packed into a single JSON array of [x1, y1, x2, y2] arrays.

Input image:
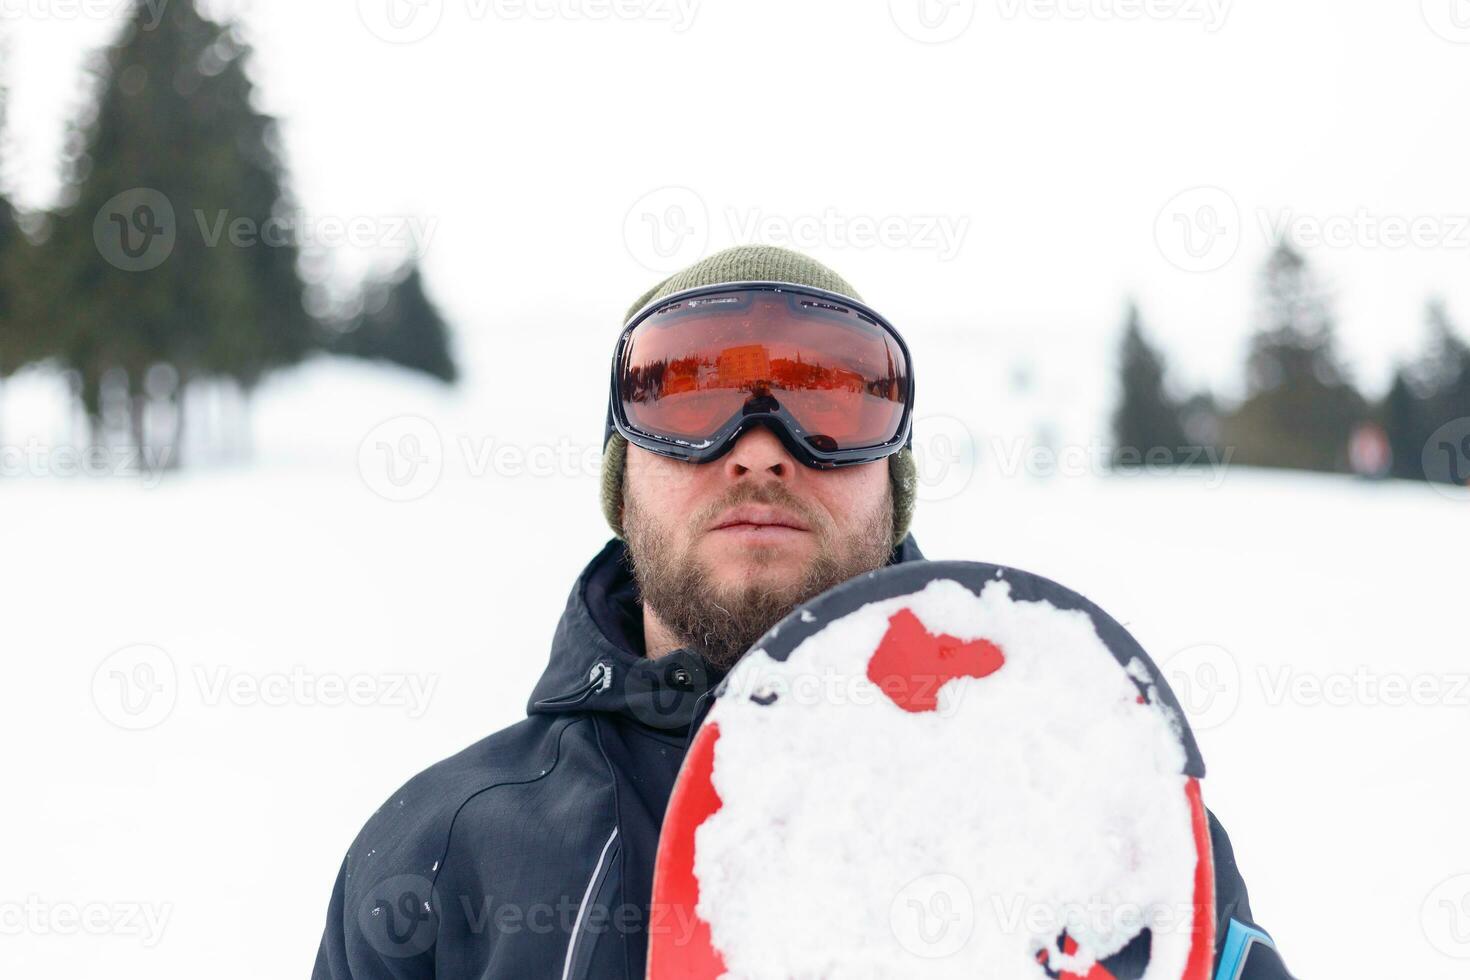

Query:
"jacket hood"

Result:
[[527, 535, 927, 734]]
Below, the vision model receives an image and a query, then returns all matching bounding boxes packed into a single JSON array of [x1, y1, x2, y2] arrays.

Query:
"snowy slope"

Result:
[[0, 360, 1465, 979]]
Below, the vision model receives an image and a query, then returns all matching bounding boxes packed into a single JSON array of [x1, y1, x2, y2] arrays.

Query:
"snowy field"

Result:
[[1, 356, 1467, 979]]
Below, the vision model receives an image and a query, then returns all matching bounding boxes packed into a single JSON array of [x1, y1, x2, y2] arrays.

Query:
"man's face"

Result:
[[622, 425, 894, 669]]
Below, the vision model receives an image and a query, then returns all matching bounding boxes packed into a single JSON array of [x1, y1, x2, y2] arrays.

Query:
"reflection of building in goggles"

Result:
[[629, 344, 900, 401]]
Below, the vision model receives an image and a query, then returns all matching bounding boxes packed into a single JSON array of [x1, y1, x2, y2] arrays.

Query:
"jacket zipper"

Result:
[[560, 825, 619, 980], [683, 685, 720, 753]]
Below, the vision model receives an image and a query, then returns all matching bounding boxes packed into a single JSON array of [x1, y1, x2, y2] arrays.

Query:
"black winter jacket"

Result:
[[312, 537, 1292, 979]]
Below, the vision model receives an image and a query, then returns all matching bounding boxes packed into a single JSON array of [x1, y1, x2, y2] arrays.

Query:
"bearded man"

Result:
[[312, 246, 1287, 980]]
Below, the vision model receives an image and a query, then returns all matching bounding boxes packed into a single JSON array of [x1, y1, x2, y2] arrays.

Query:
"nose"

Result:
[[721, 424, 796, 482]]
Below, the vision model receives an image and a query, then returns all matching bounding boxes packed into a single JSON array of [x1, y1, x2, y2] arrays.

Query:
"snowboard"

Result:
[[648, 560, 1215, 980]]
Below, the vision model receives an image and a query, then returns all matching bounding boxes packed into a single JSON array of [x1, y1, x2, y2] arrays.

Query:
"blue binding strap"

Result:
[[1214, 919, 1276, 980]]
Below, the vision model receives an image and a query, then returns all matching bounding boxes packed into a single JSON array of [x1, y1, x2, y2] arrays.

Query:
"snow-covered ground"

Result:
[[1, 357, 1466, 979]]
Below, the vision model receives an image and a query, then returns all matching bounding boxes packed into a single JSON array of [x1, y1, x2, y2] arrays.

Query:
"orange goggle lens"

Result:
[[617, 290, 909, 454]]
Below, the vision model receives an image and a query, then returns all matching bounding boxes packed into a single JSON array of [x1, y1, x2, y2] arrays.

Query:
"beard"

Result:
[[623, 478, 894, 671]]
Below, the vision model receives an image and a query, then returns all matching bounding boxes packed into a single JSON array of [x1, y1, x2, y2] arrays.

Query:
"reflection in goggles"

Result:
[[623, 342, 899, 404], [618, 291, 909, 453]]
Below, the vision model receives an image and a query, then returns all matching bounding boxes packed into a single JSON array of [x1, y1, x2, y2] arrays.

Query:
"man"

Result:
[[312, 245, 1291, 979]]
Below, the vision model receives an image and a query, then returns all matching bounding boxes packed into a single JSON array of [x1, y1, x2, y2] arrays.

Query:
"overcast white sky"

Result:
[[4, 0, 1470, 402]]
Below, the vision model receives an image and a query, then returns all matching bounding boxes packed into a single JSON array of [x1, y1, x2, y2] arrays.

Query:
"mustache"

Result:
[[694, 482, 827, 536]]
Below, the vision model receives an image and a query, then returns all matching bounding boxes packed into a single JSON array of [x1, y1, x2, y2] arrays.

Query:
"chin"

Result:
[[712, 567, 806, 600], [703, 538, 811, 577]]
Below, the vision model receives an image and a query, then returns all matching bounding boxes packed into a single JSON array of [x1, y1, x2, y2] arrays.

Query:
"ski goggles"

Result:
[[608, 282, 914, 468]]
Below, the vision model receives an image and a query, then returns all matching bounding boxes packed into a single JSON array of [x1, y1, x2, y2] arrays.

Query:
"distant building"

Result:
[[717, 344, 771, 388]]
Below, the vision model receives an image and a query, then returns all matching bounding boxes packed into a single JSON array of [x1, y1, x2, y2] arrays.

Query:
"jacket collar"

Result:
[[527, 535, 926, 735]]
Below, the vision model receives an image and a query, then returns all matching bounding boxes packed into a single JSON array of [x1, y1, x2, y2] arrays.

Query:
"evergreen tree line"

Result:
[[0, 0, 457, 469], [1112, 241, 1470, 486]]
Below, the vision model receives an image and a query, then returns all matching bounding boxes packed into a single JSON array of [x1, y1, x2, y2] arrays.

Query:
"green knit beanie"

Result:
[[601, 244, 917, 548]]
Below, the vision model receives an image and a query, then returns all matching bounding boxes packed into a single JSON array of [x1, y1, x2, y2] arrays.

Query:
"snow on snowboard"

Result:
[[649, 560, 1215, 980]]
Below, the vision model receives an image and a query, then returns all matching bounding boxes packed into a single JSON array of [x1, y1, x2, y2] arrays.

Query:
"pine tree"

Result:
[[1245, 243, 1341, 390], [1110, 301, 1188, 467], [1223, 243, 1365, 472], [0, 55, 19, 383], [0, 58, 42, 446], [38, 0, 313, 459], [1380, 369, 1425, 481], [331, 261, 458, 383], [1420, 299, 1470, 429], [0, 201, 16, 371]]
